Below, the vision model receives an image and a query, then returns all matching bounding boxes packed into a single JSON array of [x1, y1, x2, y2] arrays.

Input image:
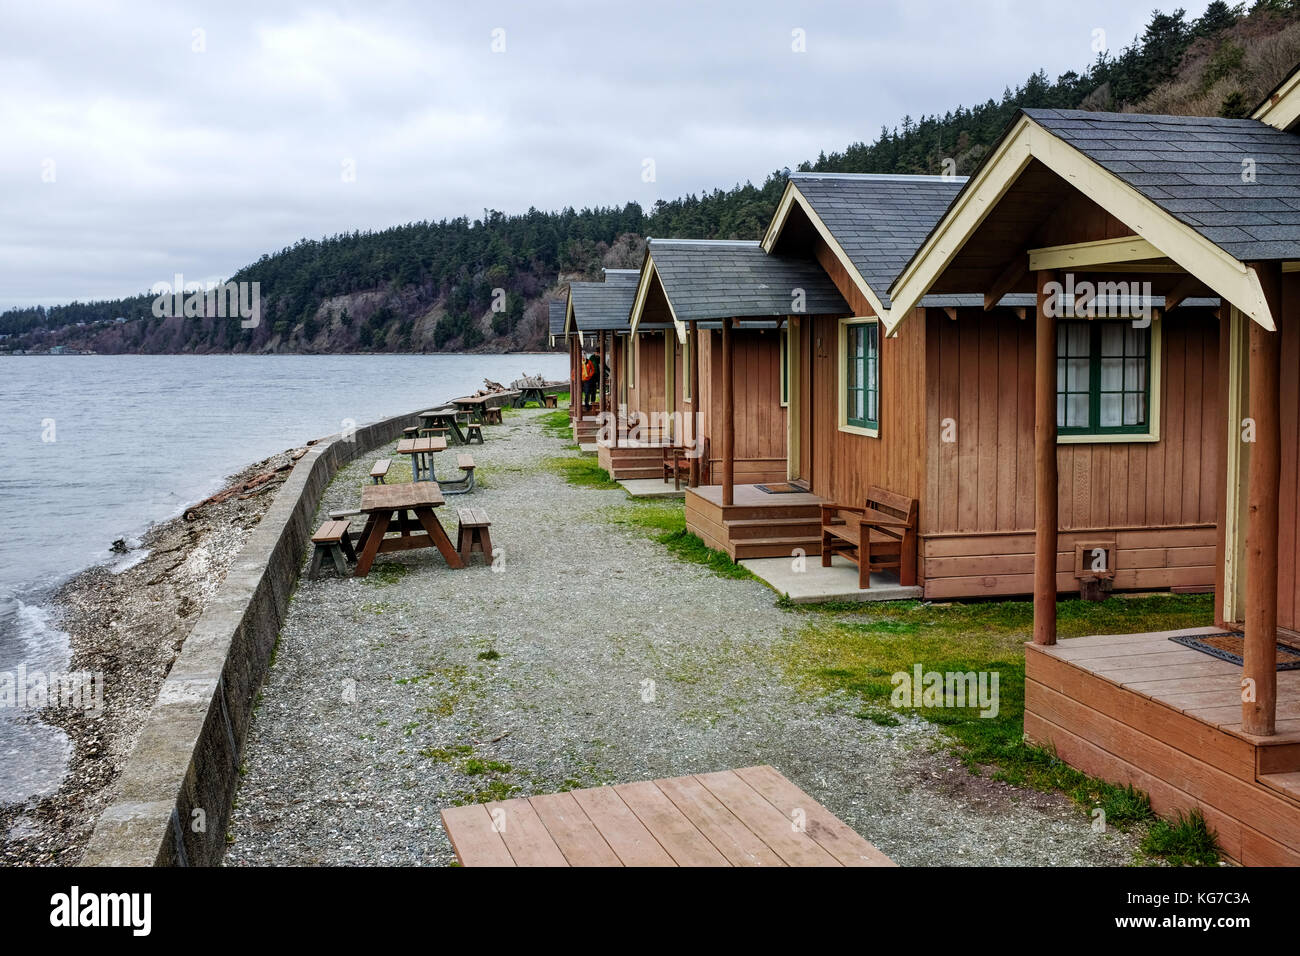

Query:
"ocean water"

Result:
[[0, 353, 567, 805]]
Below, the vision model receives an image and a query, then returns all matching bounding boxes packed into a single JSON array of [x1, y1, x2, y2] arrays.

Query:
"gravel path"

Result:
[[226, 407, 1139, 866]]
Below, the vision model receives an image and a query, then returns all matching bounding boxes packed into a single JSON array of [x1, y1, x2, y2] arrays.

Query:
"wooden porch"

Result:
[[685, 483, 824, 560], [1026, 628, 1300, 865]]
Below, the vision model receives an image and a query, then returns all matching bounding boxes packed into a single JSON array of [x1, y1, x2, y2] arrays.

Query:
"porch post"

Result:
[[1243, 264, 1282, 736], [722, 316, 734, 506], [612, 332, 621, 428], [1034, 270, 1058, 646], [597, 330, 606, 420], [689, 320, 701, 488]]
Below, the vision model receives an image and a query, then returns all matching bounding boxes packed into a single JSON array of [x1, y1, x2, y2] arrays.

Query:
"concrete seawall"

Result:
[[83, 410, 421, 866]]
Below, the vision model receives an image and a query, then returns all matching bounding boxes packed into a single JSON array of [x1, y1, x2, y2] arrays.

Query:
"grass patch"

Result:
[[477, 649, 501, 661], [365, 562, 412, 587], [545, 455, 619, 489], [540, 409, 572, 440], [607, 499, 754, 580], [1141, 809, 1222, 866], [785, 593, 1215, 838], [419, 744, 473, 762]]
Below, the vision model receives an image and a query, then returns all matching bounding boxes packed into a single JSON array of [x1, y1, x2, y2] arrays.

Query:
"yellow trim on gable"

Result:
[[886, 117, 1276, 332]]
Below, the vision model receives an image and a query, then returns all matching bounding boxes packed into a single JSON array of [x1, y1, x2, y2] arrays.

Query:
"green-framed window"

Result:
[[846, 321, 879, 430], [1057, 320, 1150, 435]]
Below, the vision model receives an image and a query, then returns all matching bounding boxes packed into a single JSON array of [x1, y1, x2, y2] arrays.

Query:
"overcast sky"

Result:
[[0, 0, 1212, 311]]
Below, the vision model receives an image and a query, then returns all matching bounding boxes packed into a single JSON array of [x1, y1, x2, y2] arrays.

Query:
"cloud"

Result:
[[0, 0, 1212, 309]]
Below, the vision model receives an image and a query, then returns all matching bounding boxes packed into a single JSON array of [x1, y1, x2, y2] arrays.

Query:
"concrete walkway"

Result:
[[225, 406, 1139, 867], [743, 555, 924, 604]]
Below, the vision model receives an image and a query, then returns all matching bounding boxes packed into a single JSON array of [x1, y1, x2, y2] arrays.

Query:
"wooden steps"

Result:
[[684, 485, 824, 560], [1259, 772, 1300, 806]]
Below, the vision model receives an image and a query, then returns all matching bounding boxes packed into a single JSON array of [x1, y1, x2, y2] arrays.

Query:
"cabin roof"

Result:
[[784, 173, 968, 309], [568, 279, 638, 331], [1022, 108, 1300, 261], [766, 172, 1036, 311], [644, 238, 848, 321], [547, 300, 567, 336]]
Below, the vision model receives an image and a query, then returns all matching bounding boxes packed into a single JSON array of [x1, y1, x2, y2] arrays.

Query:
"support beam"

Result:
[[984, 252, 1029, 311], [688, 321, 701, 488], [1034, 270, 1058, 646], [1028, 235, 1161, 272], [1243, 263, 1282, 736], [1162, 272, 1205, 314], [722, 316, 734, 507]]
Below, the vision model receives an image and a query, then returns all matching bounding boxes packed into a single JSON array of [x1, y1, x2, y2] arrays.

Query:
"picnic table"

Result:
[[419, 408, 467, 445], [513, 381, 567, 407], [453, 391, 520, 422], [353, 481, 464, 577], [396, 435, 447, 482]]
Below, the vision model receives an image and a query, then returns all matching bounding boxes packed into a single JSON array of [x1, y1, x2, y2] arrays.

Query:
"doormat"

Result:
[[755, 483, 805, 494], [1169, 632, 1300, 670]]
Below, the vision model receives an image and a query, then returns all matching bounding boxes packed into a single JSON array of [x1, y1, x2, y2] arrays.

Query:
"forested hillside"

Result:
[[6, 1, 1300, 356]]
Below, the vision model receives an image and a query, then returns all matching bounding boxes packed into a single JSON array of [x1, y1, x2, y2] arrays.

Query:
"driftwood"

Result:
[[183, 462, 292, 520]]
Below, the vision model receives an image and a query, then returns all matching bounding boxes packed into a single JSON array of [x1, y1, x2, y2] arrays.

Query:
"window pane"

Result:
[[1100, 323, 1123, 356], [1099, 357, 1123, 391], [1124, 357, 1144, 391], [1067, 394, 1090, 427], [1068, 358, 1089, 391], [1057, 394, 1065, 427], [1068, 323, 1090, 355], [1100, 393, 1122, 428]]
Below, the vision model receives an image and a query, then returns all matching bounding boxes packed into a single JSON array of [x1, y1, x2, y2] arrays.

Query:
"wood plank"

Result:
[[654, 773, 786, 866], [694, 770, 840, 866], [528, 791, 621, 867], [440, 803, 517, 866], [613, 780, 730, 866], [734, 765, 894, 866], [484, 796, 568, 866], [568, 786, 676, 866]]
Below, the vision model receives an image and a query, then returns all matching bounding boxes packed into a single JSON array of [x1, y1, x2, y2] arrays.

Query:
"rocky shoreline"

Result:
[[0, 447, 305, 865]]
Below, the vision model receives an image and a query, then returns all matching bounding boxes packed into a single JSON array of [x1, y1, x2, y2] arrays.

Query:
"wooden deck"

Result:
[[1026, 627, 1300, 865], [685, 484, 824, 560], [440, 765, 894, 867]]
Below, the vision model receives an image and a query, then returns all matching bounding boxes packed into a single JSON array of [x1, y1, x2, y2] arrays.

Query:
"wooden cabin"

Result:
[[608, 239, 847, 503], [563, 269, 639, 445], [885, 102, 1300, 865], [548, 299, 580, 419], [757, 171, 1221, 597]]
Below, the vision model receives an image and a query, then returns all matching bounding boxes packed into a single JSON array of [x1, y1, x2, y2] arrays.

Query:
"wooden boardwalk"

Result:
[[440, 765, 894, 867]]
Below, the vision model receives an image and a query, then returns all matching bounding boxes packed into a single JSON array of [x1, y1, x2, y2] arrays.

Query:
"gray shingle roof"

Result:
[[548, 299, 567, 336], [1023, 108, 1300, 262], [790, 173, 971, 309], [569, 279, 638, 331], [647, 238, 847, 320]]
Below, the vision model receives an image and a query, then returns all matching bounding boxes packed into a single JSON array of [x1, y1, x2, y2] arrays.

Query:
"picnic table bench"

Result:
[[352, 481, 464, 577], [396, 435, 448, 482], [513, 382, 566, 407], [441, 765, 894, 867]]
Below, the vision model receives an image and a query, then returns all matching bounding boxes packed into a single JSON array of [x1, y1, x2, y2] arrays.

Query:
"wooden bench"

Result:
[[370, 459, 391, 484], [820, 485, 918, 589], [456, 507, 492, 565], [483, 407, 503, 425], [464, 422, 484, 444], [309, 520, 358, 579], [543, 395, 558, 408], [402, 426, 420, 441], [662, 437, 707, 489]]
